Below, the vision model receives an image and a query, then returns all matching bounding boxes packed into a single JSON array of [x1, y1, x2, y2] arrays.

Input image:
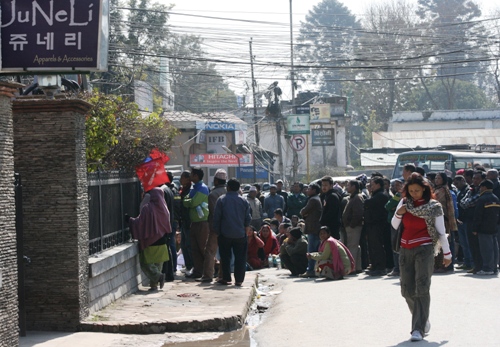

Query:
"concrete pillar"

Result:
[[0, 82, 22, 347], [13, 97, 91, 331]]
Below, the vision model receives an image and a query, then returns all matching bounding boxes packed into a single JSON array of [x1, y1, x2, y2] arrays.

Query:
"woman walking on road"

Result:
[[392, 173, 452, 342]]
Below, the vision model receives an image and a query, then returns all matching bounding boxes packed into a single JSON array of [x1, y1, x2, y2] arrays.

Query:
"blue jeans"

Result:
[[477, 233, 499, 272], [306, 233, 320, 273], [458, 222, 473, 267]]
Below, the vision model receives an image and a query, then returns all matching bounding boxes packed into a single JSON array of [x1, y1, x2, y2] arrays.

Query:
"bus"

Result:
[[391, 145, 500, 178]]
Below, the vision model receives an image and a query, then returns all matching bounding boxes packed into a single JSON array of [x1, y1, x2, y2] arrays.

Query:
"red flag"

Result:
[[135, 149, 170, 192]]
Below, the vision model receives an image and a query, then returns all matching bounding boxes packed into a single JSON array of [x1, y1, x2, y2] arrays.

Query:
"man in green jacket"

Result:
[[287, 181, 307, 218], [183, 167, 210, 279]]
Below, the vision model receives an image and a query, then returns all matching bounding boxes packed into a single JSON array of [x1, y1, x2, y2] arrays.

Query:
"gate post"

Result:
[[13, 96, 91, 331], [0, 82, 23, 347]]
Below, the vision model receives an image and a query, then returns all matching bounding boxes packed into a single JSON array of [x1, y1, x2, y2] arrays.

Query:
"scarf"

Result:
[[318, 237, 356, 278], [405, 198, 444, 255], [129, 187, 172, 250]]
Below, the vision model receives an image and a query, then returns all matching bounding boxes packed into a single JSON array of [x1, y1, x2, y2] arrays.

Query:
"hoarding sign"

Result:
[[190, 153, 254, 167], [310, 104, 331, 123], [237, 165, 268, 179], [312, 128, 335, 146], [196, 121, 247, 132], [286, 114, 310, 135], [0, 0, 109, 72]]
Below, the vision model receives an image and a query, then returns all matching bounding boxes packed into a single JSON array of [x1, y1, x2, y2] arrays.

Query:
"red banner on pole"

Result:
[[135, 149, 170, 192]]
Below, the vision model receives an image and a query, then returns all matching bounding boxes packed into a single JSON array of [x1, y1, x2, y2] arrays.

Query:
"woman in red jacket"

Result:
[[260, 224, 280, 266], [391, 173, 452, 342]]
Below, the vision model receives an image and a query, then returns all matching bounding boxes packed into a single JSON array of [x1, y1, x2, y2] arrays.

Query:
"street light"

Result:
[[222, 145, 241, 180]]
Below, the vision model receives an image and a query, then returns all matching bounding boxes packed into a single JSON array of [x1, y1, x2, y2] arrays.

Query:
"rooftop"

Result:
[[162, 111, 246, 130], [391, 109, 500, 123]]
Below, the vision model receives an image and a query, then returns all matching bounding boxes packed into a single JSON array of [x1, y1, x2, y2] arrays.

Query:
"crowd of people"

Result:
[[127, 164, 499, 341]]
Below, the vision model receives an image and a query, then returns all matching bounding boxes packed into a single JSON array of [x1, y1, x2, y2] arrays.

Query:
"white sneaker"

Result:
[[424, 320, 431, 334], [411, 330, 423, 342]]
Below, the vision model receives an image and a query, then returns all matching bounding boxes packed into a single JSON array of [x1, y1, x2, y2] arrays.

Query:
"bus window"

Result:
[[473, 159, 491, 169], [491, 158, 500, 169]]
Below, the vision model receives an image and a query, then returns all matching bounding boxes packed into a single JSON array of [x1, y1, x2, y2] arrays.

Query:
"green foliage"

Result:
[[411, 80, 496, 110], [296, 0, 360, 95], [83, 92, 178, 172], [167, 34, 238, 112], [92, 0, 237, 113], [361, 110, 384, 148]]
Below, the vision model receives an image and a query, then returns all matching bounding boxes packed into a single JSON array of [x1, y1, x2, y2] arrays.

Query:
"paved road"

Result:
[[253, 268, 500, 347]]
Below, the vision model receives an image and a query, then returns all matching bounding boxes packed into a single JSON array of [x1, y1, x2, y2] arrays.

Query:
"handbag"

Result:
[[391, 198, 406, 253], [391, 222, 403, 254]]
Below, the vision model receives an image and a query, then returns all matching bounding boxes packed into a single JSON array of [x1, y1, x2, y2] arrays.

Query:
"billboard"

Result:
[[312, 128, 335, 146], [237, 165, 268, 179], [286, 114, 310, 135], [0, 0, 109, 73], [310, 101, 347, 123], [190, 153, 254, 167]]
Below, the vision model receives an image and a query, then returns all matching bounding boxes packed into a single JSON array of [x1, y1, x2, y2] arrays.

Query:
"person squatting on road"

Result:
[[392, 173, 452, 342], [128, 187, 172, 291], [307, 226, 355, 280]]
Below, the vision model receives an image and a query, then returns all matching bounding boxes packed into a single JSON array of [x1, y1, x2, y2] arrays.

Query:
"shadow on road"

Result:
[[387, 339, 449, 347]]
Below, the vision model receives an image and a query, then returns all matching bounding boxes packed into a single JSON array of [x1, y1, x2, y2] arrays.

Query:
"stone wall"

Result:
[[0, 85, 19, 346], [13, 97, 91, 331], [88, 243, 143, 313]]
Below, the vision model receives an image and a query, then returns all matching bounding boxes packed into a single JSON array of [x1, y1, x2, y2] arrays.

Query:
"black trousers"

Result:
[[281, 253, 308, 276], [467, 222, 482, 271], [218, 235, 247, 283], [367, 224, 387, 271]]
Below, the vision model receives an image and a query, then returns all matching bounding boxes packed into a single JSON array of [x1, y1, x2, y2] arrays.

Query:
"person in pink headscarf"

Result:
[[307, 226, 355, 280], [128, 187, 172, 291]]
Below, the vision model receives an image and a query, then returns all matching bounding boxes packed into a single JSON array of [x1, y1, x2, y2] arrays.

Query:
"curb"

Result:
[[79, 275, 258, 334]]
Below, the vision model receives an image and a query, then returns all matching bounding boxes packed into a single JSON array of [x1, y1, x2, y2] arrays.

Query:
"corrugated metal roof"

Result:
[[162, 111, 246, 129], [391, 109, 500, 122], [360, 152, 399, 167], [373, 129, 500, 149]]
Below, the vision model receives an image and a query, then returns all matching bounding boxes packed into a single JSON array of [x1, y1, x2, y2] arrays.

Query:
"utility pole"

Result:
[[289, 0, 298, 183], [249, 38, 260, 146], [289, 0, 295, 106]]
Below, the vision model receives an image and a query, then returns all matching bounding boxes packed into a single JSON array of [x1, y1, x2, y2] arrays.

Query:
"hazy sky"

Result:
[[162, 0, 499, 98]]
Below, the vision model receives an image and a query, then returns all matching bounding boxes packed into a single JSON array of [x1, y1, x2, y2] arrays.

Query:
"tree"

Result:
[[484, 8, 500, 104], [416, 0, 488, 109], [348, 0, 419, 126], [296, 0, 361, 95], [91, 0, 237, 113], [83, 92, 178, 172], [411, 79, 496, 110], [166, 34, 237, 112]]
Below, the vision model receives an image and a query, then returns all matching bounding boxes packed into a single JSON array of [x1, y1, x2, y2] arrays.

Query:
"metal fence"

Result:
[[88, 171, 142, 255]]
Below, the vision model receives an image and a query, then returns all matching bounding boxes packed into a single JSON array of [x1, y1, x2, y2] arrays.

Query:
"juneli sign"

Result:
[[0, 0, 109, 72]]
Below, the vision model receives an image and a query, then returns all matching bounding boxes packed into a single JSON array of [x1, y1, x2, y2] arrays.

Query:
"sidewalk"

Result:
[[21, 274, 257, 346]]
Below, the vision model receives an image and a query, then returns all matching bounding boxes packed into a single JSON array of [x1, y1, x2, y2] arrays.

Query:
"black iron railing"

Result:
[[88, 171, 142, 256]]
